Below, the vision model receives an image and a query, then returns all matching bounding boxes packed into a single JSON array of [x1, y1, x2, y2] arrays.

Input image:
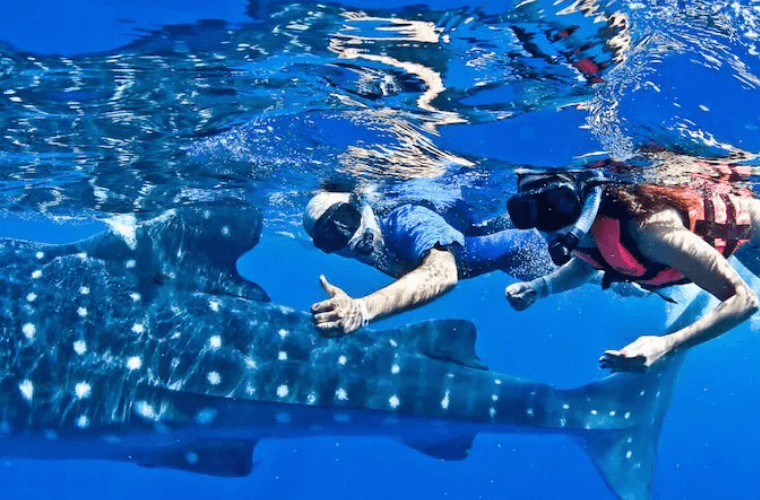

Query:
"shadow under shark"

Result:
[[0, 205, 697, 500]]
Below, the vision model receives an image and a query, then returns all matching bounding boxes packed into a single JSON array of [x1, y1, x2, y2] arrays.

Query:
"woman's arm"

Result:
[[312, 248, 458, 335], [601, 210, 759, 371], [637, 218, 759, 352]]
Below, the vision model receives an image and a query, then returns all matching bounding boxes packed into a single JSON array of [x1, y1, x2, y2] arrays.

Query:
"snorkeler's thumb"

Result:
[[319, 275, 340, 297]]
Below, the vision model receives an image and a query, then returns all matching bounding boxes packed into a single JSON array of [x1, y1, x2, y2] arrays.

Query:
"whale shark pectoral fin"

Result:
[[379, 319, 488, 370], [138, 439, 259, 477], [397, 433, 477, 461]]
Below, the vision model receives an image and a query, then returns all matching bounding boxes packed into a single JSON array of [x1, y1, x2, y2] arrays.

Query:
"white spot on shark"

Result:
[[35, 251, 44, 259], [77, 307, 87, 318], [627, 437, 633, 444], [76, 416, 90, 429], [278, 329, 289, 339], [591, 410, 598, 415], [31, 270, 42, 279], [335, 388, 348, 401], [562, 403, 570, 410], [494, 379, 502, 385], [73, 340, 87, 355], [74, 382, 91, 399], [277, 385, 289, 398], [307, 393, 317, 405], [19, 380, 33, 401], [338, 355, 347, 365], [127, 356, 142, 370], [491, 394, 498, 402], [208, 335, 222, 349], [22, 323, 35, 340], [640, 390, 646, 396], [26, 292, 36, 302], [278, 351, 288, 361], [207, 371, 221, 385], [208, 300, 220, 312], [625, 450, 632, 459], [389, 339, 398, 348], [130, 293, 141, 302], [389, 395, 400, 409], [76, 252, 87, 260], [79, 287, 90, 295], [441, 391, 450, 410], [125, 259, 136, 269], [195, 408, 217, 424], [244, 357, 258, 369], [526, 408, 534, 417], [490, 408, 497, 418], [609, 410, 616, 416], [186, 452, 199, 465], [221, 225, 231, 236], [391, 364, 400, 374], [624, 412, 631, 419], [131, 323, 145, 334]]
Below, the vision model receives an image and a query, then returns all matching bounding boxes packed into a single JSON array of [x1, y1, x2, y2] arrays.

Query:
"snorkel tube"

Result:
[[547, 170, 605, 265]]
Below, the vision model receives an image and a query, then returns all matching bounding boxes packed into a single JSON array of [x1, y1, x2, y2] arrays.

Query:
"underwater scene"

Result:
[[0, 0, 759, 498]]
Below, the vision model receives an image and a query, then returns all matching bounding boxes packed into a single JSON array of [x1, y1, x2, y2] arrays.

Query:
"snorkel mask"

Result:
[[311, 195, 374, 256], [507, 171, 605, 265]]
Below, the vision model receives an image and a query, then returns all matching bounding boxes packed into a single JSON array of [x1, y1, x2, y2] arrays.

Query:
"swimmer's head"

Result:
[[304, 191, 382, 257]]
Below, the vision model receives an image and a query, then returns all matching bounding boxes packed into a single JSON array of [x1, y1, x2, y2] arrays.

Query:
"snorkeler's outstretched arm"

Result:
[[311, 248, 458, 336], [600, 211, 760, 372], [505, 257, 596, 311]]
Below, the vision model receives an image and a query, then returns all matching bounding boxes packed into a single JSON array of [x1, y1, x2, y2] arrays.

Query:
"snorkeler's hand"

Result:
[[311, 275, 364, 337], [599, 335, 671, 373], [505, 281, 541, 311]]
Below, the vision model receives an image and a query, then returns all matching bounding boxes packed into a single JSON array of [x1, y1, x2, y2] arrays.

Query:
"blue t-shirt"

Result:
[[379, 205, 552, 280]]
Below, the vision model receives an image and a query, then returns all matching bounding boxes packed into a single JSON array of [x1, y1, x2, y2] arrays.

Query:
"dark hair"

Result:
[[605, 184, 703, 221]]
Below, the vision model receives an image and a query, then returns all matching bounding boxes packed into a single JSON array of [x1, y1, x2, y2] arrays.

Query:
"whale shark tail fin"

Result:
[[571, 354, 684, 500], [570, 289, 713, 500]]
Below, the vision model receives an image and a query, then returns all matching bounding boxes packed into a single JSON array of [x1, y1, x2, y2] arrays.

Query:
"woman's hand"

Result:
[[505, 279, 545, 311], [599, 335, 672, 373]]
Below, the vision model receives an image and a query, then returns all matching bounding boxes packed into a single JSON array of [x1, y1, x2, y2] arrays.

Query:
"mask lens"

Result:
[[535, 186, 581, 232], [312, 203, 362, 253], [507, 194, 540, 229]]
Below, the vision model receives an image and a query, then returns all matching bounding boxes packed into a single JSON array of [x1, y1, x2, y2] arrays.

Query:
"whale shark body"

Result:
[[0, 206, 695, 500]]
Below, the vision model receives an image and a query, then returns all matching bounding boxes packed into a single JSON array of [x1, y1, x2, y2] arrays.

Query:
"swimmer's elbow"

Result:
[[744, 290, 760, 317], [424, 249, 458, 291], [736, 285, 759, 319]]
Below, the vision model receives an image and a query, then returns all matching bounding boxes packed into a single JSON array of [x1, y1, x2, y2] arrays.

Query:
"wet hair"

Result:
[[605, 184, 703, 221]]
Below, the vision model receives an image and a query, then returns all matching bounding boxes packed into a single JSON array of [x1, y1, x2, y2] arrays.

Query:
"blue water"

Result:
[[1, 0, 759, 498]]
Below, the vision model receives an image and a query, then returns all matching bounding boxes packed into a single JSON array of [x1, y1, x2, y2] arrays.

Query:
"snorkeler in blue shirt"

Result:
[[302, 191, 553, 336]]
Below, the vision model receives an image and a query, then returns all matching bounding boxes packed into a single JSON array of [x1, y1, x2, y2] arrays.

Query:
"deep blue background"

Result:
[[0, 1, 758, 499]]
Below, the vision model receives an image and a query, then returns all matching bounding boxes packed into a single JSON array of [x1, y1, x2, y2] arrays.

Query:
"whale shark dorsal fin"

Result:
[[73, 205, 269, 302], [397, 432, 477, 461], [138, 439, 259, 477], [379, 319, 488, 370]]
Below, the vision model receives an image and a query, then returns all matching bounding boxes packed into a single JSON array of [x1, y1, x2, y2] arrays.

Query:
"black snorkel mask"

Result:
[[506, 178, 582, 233], [311, 195, 374, 256], [507, 172, 605, 266]]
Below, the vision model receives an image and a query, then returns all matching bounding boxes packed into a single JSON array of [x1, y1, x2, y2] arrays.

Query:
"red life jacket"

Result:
[[574, 188, 754, 289]]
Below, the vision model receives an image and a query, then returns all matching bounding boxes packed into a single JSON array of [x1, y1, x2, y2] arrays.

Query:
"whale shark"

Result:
[[0, 205, 693, 500]]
